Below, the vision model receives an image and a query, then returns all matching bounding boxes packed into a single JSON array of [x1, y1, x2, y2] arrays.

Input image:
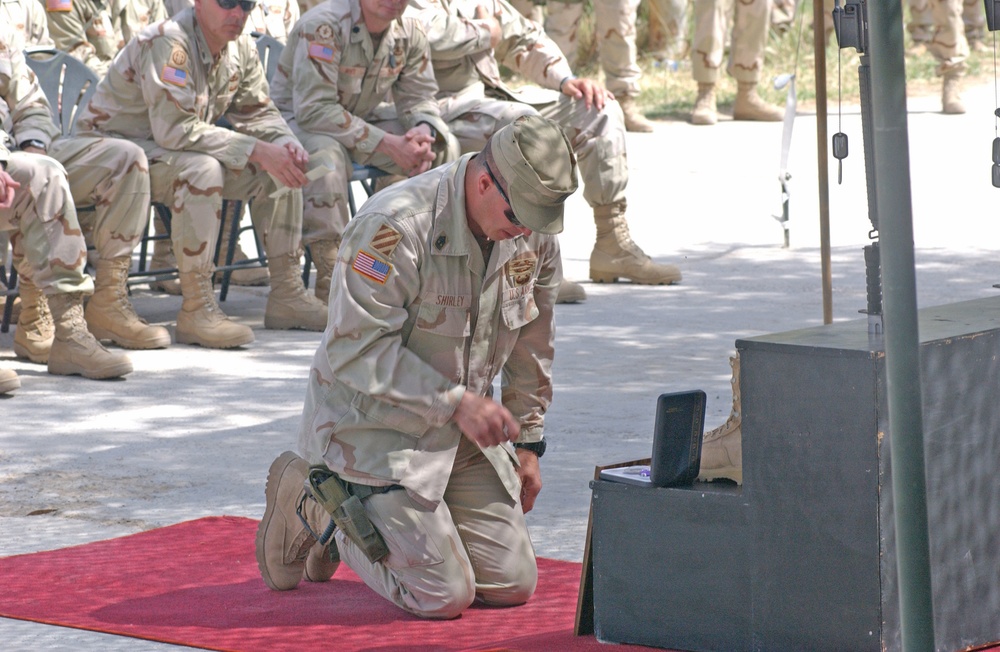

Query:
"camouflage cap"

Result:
[[482, 115, 578, 235]]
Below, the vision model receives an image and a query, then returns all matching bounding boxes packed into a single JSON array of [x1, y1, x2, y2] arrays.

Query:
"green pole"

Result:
[[864, 1, 935, 649]]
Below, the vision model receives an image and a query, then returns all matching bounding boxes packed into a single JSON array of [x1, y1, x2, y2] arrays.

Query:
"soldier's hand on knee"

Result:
[[562, 77, 614, 111], [452, 391, 520, 448], [0, 171, 20, 209], [249, 140, 310, 189]]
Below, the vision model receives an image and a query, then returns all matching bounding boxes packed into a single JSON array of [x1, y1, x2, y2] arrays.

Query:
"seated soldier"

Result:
[[269, 0, 457, 302], [1, 25, 134, 382], [74, 0, 328, 348]]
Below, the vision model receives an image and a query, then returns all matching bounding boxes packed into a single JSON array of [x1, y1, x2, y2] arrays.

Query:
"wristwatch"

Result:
[[513, 440, 546, 458], [19, 139, 47, 152]]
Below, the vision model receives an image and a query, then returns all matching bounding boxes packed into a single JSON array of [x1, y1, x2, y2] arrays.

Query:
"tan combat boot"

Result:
[[257, 451, 339, 591], [215, 207, 269, 287], [732, 82, 784, 122], [0, 368, 20, 394], [942, 70, 966, 115], [619, 96, 655, 133], [47, 292, 133, 379], [691, 82, 718, 125], [148, 217, 181, 295], [590, 202, 682, 285], [306, 239, 339, 304], [13, 276, 54, 364], [264, 252, 328, 332], [176, 269, 255, 348], [698, 354, 742, 484], [86, 257, 171, 350], [556, 278, 587, 304]]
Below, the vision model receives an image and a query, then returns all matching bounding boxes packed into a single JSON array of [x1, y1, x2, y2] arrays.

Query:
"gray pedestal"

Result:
[[591, 296, 1000, 652]]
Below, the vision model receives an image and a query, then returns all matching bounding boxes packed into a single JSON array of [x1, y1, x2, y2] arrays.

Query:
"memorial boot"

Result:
[[215, 207, 269, 287], [590, 202, 682, 285], [47, 292, 133, 379], [942, 70, 966, 115], [86, 257, 171, 350], [264, 252, 327, 331], [148, 219, 181, 295], [307, 239, 339, 304], [698, 354, 742, 484], [732, 82, 783, 122], [257, 451, 339, 591], [13, 277, 54, 364], [690, 82, 717, 125], [556, 278, 587, 304], [176, 270, 255, 348], [619, 96, 655, 133], [0, 368, 20, 394]]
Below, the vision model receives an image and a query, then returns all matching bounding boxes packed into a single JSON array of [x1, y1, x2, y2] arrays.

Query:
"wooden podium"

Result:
[[587, 296, 1000, 652]]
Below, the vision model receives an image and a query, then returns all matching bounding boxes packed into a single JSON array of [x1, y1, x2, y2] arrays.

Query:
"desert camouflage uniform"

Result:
[[2, 0, 56, 49], [299, 155, 558, 615], [910, 0, 969, 74], [909, 0, 984, 47], [537, 0, 643, 100], [164, 0, 299, 43], [124, 0, 166, 41], [692, 0, 772, 85], [406, 0, 628, 212], [0, 30, 91, 296], [45, 0, 126, 77], [74, 8, 305, 275], [271, 0, 453, 247]]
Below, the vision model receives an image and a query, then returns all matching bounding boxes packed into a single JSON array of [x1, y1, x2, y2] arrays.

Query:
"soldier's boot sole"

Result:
[[13, 337, 51, 364], [47, 341, 133, 380], [263, 295, 327, 332], [0, 370, 20, 394], [589, 257, 683, 285], [175, 321, 255, 349], [556, 278, 587, 304], [88, 320, 172, 350], [257, 451, 314, 591]]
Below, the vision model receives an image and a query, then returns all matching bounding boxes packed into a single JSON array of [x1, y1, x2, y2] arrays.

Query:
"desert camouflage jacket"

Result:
[[74, 7, 296, 167], [404, 0, 572, 99], [271, 0, 446, 156], [164, 0, 298, 43], [45, 0, 126, 77], [0, 26, 59, 164], [2, 0, 55, 50], [298, 155, 559, 508]]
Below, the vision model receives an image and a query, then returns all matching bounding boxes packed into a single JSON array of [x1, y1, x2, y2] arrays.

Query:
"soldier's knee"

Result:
[[478, 564, 538, 608], [408, 575, 477, 620]]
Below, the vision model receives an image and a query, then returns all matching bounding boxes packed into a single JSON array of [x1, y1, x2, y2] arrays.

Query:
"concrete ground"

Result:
[[2, 80, 998, 650]]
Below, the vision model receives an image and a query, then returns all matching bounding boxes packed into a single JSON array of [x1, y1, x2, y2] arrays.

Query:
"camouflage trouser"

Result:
[[914, 0, 969, 73], [49, 136, 150, 260], [647, 0, 691, 58], [297, 121, 457, 245], [909, 0, 983, 45], [544, 0, 643, 98], [439, 91, 628, 209], [692, 0, 772, 84], [0, 152, 93, 295], [147, 149, 302, 273], [334, 437, 536, 618]]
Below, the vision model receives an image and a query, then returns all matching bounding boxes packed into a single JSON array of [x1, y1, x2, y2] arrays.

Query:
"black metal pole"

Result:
[[864, 1, 935, 649], [813, 0, 833, 324]]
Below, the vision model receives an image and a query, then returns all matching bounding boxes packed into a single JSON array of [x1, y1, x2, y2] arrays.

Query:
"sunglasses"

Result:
[[484, 161, 523, 228], [216, 0, 256, 11]]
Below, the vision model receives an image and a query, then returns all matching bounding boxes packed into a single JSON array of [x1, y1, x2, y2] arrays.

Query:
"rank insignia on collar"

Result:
[[370, 224, 402, 258], [435, 234, 447, 250], [507, 255, 536, 286]]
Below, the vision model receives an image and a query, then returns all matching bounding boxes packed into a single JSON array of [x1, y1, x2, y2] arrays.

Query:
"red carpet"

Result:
[[0, 516, 660, 652]]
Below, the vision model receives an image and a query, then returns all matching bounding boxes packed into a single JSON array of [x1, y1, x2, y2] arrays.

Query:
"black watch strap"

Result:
[[513, 440, 546, 458], [19, 139, 47, 151]]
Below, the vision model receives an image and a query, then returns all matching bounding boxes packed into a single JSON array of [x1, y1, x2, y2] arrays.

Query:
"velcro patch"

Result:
[[352, 250, 392, 284], [308, 42, 335, 63], [45, 0, 72, 11], [161, 65, 187, 87], [370, 224, 402, 258]]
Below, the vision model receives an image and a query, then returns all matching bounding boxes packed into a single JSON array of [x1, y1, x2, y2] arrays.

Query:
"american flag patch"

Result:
[[352, 250, 392, 284], [370, 224, 403, 258], [308, 43, 335, 63], [45, 0, 72, 11], [161, 65, 187, 87]]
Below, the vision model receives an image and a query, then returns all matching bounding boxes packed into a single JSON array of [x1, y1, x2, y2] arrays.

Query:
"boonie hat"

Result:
[[483, 116, 579, 235]]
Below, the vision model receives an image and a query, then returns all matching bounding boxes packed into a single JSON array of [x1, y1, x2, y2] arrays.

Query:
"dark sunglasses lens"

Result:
[[239, 0, 255, 9]]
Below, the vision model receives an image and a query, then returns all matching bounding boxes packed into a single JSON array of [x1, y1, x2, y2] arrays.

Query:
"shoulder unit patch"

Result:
[[370, 224, 403, 258]]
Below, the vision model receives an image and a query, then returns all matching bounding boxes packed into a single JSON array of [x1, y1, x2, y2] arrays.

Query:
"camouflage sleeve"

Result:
[[224, 38, 298, 146], [0, 40, 60, 150], [405, 0, 495, 61], [283, 0, 299, 37], [493, 0, 572, 90], [46, 2, 111, 77], [325, 212, 465, 429], [122, 0, 167, 42], [286, 20, 387, 152], [391, 22, 446, 134], [141, 36, 257, 167], [24, 0, 56, 47], [499, 234, 559, 441]]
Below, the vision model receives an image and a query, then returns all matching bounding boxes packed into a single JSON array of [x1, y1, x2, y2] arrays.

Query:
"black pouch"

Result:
[[650, 390, 706, 487]]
